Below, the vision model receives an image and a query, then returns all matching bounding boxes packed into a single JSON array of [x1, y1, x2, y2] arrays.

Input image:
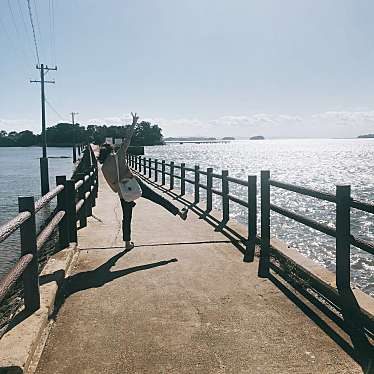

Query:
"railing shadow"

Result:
[[134, 172, 374, 372], [78, 240, 233, 251], [269, 272, 373, 372]]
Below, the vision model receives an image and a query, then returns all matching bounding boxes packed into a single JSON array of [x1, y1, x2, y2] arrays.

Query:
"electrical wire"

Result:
[[32, 0, 42, 58], [48, 0, 56, 65], [26, 0, 40, 65], [45, 98, 66, 121], [6, 0, 30, 62], [16, 0, 35, 59]]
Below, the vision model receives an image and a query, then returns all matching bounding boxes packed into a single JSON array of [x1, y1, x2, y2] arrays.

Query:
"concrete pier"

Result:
[[35, 169, 362, 373]]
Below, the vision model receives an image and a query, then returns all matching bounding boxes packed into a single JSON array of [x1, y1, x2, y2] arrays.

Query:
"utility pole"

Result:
[[71, 112, 79, 163], [30, 64, 57, 196]]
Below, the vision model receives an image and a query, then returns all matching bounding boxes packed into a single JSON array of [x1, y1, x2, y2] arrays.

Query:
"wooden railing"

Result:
[[0, 145, 98, 312], [127, 154, 374, 296]]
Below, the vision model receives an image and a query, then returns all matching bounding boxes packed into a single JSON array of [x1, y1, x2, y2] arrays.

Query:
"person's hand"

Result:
[[131, 112, 139, 125]]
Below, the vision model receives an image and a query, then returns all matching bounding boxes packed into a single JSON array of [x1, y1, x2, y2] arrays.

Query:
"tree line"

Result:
[[0, 121, 164, 147]]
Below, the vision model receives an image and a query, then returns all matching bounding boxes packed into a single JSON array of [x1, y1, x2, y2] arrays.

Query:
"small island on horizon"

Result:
[[357, 133, 374, 138], [250, 135, 265, 140]]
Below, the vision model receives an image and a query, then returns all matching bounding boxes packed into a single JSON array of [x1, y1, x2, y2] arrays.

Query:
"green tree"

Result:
[[14, 130, 37, 146], [131, 121, 164, 146]]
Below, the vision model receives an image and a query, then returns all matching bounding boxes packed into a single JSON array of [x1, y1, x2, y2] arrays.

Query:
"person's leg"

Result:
[[120, 199, 135, 247], [137, 177, 181, 216]]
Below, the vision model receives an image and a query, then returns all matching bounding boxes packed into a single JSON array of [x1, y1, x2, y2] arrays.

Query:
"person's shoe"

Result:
[[125, 241, 135, 250], [178, 207, 188, 221]]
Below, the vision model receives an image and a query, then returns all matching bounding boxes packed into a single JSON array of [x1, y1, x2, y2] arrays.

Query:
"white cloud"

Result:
[[0, 118, 38, 133], [311, 111, 374, 125]]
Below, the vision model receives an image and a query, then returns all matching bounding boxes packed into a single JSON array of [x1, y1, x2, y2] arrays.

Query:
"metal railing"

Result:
[[128, 154, 374, 296], [0, 145, 98, 312], [128, 154, 258, 262]]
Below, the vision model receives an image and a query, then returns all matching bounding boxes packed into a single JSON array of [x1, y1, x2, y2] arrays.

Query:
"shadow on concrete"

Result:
[[79, 240, 233, 251], [134, 171, 374, 372], [47, 250, 178, 321], [3, 251, 178, 335], [269, 272, 373, 372]]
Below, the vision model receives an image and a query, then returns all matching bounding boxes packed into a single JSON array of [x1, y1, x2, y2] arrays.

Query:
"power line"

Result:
[[7, 0, 30, 62], [26, 0, 40, 65], [48, 0, 56, 65], [16, 0, 35, 59], [45, 97, 66, 121], [51, 0, 56, 64], [32, 0, 42, 53], [7, 0, 20, 36]]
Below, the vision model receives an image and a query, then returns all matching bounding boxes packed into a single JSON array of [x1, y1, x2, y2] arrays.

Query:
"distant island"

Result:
[[222, 137, 235, 140], [165, 137, 217, 141], [357, 134, 374, 138], [250, 135, 265, 140]]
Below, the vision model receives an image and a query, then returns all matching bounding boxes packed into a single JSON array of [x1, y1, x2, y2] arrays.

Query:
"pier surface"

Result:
[[36, 169, 361, 373]]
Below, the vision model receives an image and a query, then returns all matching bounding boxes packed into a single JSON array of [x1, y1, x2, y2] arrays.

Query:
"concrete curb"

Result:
[[0, 243, 78, 374]]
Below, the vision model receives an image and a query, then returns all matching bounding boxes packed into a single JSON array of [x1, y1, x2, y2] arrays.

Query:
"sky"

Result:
[[1, 0, 374, 138]]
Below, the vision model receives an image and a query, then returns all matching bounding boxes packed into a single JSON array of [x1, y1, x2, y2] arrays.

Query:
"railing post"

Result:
[[148, 158, 152, 178], [56, 175, 70, 250], [73, 144, 77, 163], [336, 185, 351, 292], [78, 145, 81, 156], [244, 175, 257, 262], [222, 170, 229, 222], [77, 173, 87, 228], [155, 159, 158, 182], [206, 167, 213, 212], [170, 161, 175, 190], [258, 170, 270, 277], [181, 163, 186, 196], [143, 157, 146, 175], [194, 165, 200, 203], [66, 180, 77, 243], [90, 167, 96, 208], [137, 156, 141, 173], [161, 160, 166, 185], [40, 157, 50, 196], [18, 196, 40, 312], [94, 166, 99, 199]]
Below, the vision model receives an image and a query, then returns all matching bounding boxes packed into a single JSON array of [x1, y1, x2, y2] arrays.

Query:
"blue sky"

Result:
[[1, 0, 374, 138]]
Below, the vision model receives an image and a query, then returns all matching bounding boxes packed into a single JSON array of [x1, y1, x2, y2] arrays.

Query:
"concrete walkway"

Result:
[[36, 170, 362, 374]]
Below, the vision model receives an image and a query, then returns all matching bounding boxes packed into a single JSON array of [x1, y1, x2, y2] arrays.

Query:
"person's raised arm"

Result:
[[117, 112, 139, 155]]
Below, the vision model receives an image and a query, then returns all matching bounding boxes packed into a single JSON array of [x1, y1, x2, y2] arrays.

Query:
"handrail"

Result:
[[35, 185, 65, 213], [351, 199, 374, 214], [0, 211, 31, 244], [36, 211, 65, 250], [270, 179, 336, 203], [75, 179, 84, 190], [0, 254, 33, 304], [270, 203, 336, 237], [0, 145, 98, 314], [227, 176, 249, 187]]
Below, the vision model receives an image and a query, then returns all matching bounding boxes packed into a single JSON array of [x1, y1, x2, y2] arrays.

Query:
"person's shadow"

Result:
[[42, 249, 178, 320]]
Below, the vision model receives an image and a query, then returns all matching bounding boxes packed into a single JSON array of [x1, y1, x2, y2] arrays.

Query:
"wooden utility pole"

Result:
[[71, 112, 79, 163], [30, 64, 57, 195]]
